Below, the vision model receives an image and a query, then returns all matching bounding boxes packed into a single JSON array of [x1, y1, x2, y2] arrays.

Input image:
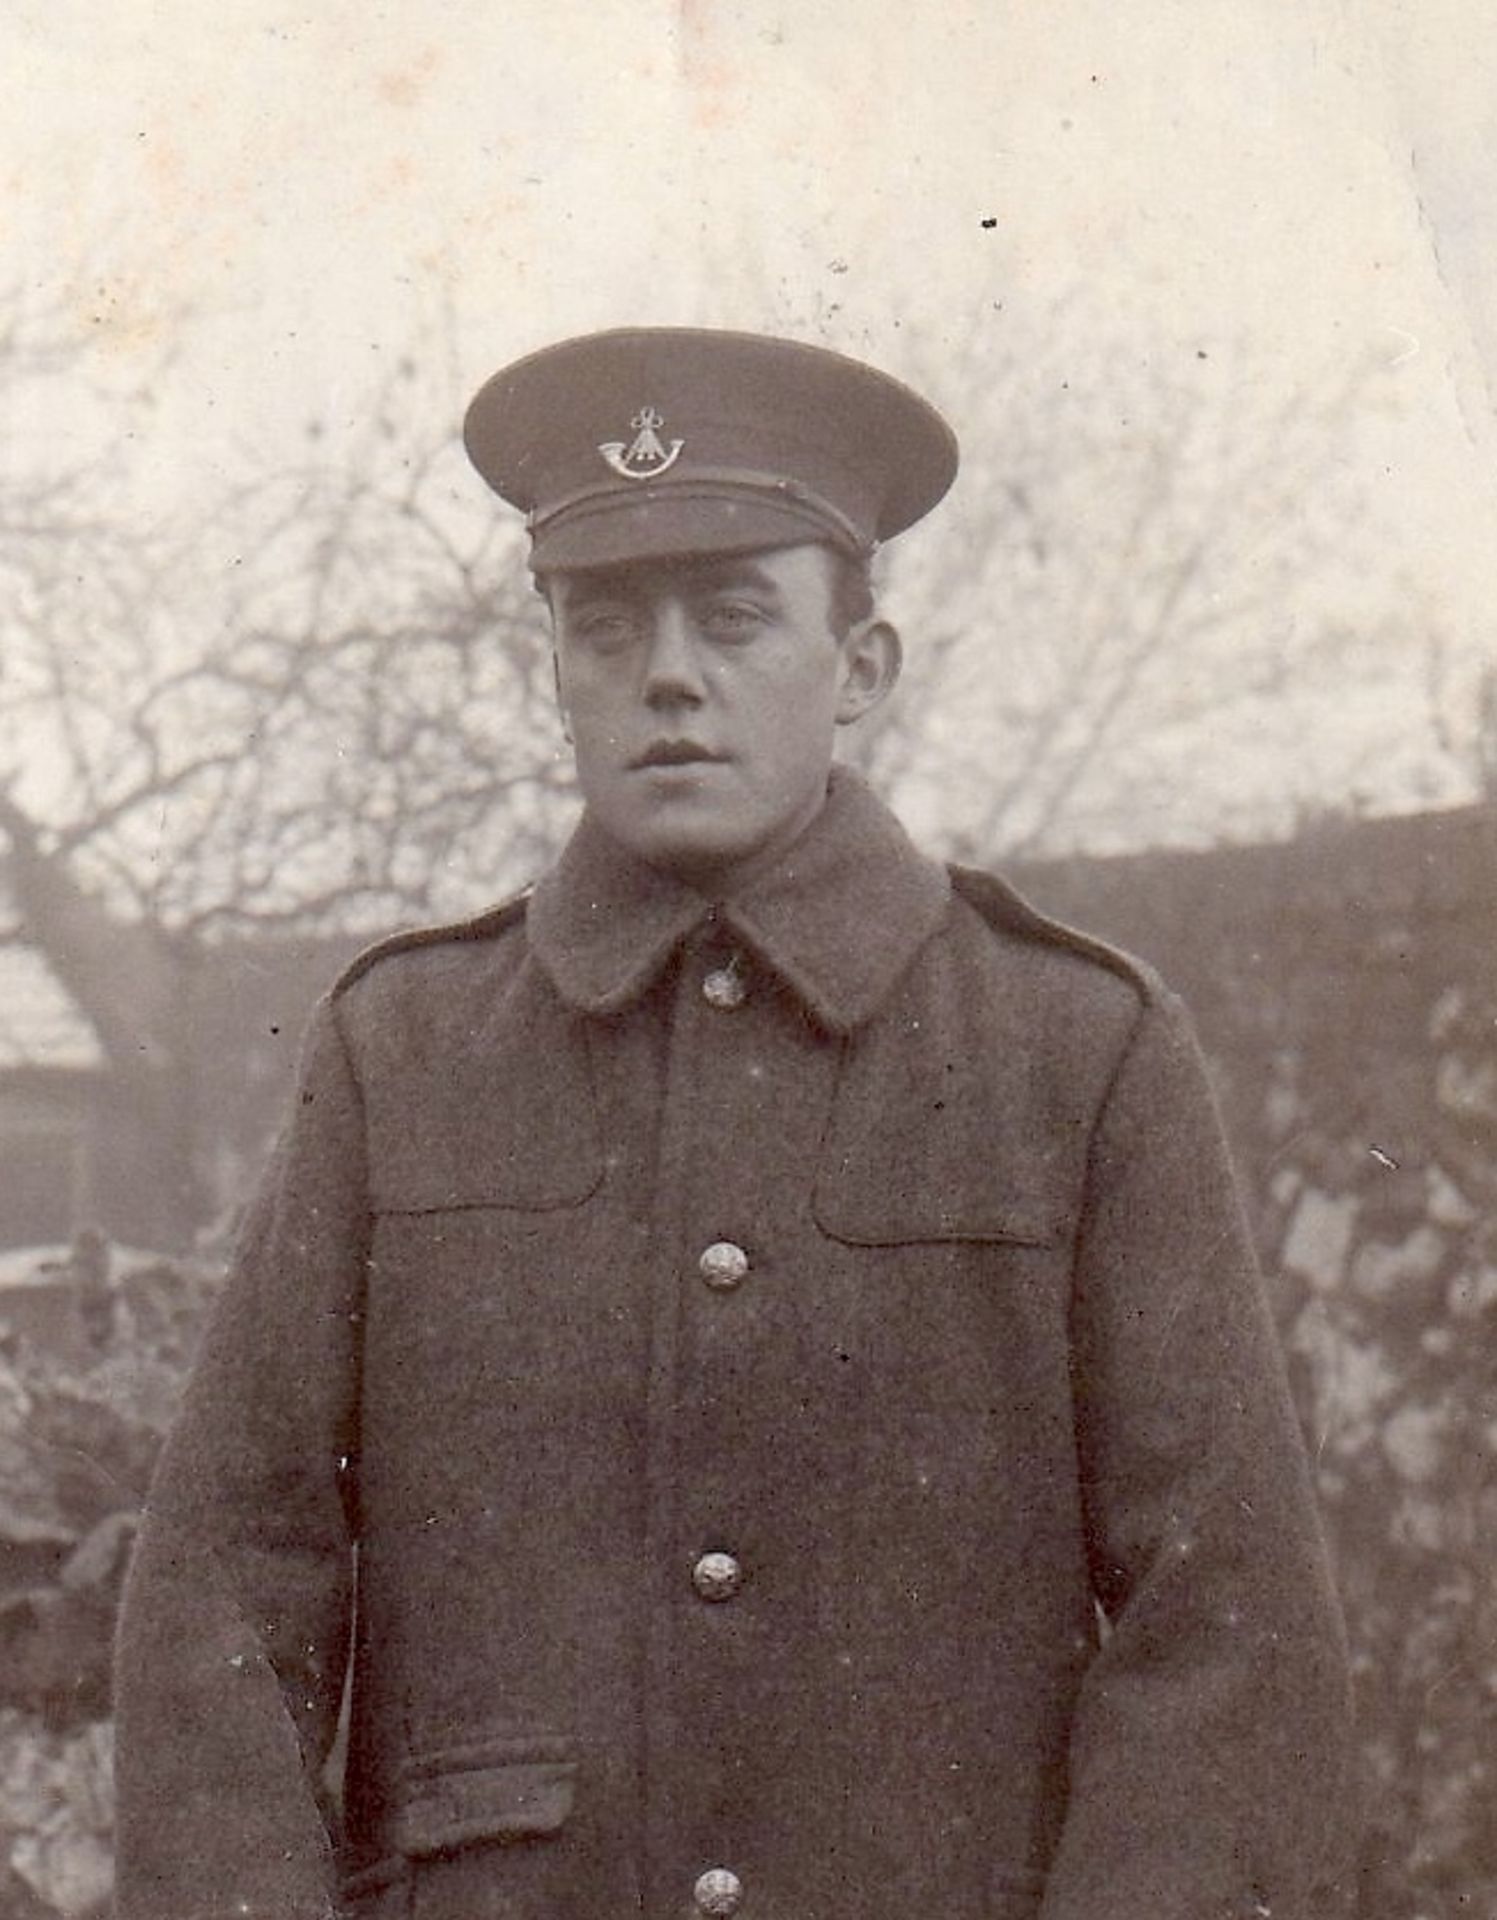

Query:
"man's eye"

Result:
[[699, 600, 765, 638], [574, 610, 640, 651]]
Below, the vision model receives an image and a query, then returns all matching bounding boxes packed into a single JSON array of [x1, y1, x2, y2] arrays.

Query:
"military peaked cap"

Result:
[[463, 327, 959, 572]]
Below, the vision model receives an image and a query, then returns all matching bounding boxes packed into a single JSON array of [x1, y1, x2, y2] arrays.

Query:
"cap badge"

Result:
[[598, 406, 684, 480]]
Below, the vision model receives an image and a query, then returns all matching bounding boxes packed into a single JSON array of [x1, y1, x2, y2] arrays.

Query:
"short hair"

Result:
[[824, 547, 875, 638]]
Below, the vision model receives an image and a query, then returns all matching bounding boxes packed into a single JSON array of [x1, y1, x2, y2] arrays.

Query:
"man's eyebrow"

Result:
[[558, 560, 785, 604], [685, 560, 783, 596], [554, 572, 637, 609]]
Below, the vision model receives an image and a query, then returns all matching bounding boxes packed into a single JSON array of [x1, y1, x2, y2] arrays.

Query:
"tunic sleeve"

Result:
[[1043, 987, 1355, 1920], [114, 994, 368, 1920]]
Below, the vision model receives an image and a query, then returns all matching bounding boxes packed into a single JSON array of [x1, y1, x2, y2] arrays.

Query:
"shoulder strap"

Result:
[[946, 862, 1163, 1002], [330, 887, 533, 998]]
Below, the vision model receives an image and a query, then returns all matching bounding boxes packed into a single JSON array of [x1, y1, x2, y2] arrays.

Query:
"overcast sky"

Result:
[[5, 0, 1496, 822]]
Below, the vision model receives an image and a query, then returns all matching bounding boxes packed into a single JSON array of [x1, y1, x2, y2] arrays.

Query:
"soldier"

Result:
[[115, 329, 1353, 1920]]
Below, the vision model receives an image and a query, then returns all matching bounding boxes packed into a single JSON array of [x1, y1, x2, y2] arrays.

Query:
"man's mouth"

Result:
[[631, 741, 725, 769]]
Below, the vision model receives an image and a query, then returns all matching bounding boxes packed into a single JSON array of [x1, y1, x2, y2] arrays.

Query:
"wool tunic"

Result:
[[114, 770, 1352, 1920]]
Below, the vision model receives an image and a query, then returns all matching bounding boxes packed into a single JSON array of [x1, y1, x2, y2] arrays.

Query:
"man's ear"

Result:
[[834, 619, 902, 727]]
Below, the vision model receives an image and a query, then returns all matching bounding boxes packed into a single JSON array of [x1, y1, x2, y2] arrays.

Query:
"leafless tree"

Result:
[[837, 298, 1416, 859], [1, 314, 568, 1241], [0, 283, 1461, 1237], [3, 283, 1440, 958], [5, 347, 571, 944]]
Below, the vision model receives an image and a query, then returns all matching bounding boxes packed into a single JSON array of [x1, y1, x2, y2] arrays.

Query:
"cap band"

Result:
[[527, 467, 872, 560]]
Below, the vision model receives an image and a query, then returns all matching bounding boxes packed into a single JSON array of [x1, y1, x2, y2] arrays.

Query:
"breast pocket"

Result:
[[809, 961, 1096, 1252], [810, 1020, 1079, 1450], [356, 973, 643, 1546], [813, 1049, 1071, 1254]]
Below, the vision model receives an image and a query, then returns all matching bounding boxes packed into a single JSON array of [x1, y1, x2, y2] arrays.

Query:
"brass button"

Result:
[[691, 1551, 743, 1602], [693, 1867, 743, 1917], [702, 964, 747, 1011], [699, 1241, 750, 1291]]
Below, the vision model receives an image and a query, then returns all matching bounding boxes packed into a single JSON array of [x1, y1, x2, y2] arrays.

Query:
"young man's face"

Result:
[[548, 542, 894, 890]]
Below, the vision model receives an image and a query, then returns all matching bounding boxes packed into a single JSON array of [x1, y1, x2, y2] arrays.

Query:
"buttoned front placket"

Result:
[[639, 919, 851, 1920], [522, 776, 956, 1917]]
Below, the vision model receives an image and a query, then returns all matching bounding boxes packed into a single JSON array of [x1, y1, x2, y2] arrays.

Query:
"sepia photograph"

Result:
[[1, 4, 1494, 1916]]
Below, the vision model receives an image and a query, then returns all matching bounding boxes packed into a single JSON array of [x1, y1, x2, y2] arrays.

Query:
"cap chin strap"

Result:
[[526, 467, 873, 558]]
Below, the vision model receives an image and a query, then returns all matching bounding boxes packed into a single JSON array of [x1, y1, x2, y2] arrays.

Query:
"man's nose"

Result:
[[641, 601, 706, 706]]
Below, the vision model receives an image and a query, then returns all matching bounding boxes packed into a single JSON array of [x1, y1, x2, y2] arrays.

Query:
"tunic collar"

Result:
[[527, 767, 951, 1035]]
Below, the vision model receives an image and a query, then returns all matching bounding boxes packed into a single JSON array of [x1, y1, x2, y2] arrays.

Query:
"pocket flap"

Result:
[[814, 1008, 1073, 1249], [396, 1759, 577, 1857], [806, 952, 1090, 1251], [365, 963, 603, 1215]]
